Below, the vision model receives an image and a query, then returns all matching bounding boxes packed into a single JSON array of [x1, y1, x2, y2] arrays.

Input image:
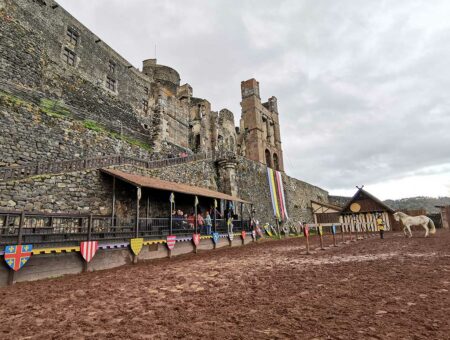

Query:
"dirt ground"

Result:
[[1, 230, 450, 340]]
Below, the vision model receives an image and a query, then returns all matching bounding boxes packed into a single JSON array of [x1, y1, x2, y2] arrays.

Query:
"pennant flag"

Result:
[[241, 230, 246, 239], [228, 232, 234, 241], [130, 238, 144, 256], [304, 225, 309, 238], [194, 196, 199, 207], [332, 225, 336, 235], [169, 192, 175, 204], [318, 225, 323, 236], [212, 232, 220, 244], [267, 168, 289, 221], [4, 244, 33, 271], [166, 235, 176, 250], [80, 241, 98, 263], [192, 233, 200, 246]]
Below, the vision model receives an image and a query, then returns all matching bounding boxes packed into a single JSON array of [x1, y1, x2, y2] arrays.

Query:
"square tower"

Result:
[[240, 79, 284, 171]]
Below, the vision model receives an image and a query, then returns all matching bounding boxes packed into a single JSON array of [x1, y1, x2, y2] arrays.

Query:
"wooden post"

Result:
[[8, 211, 26, 285], [194, 197, 198, 253], [319, 226, 324, 250], [332, 225, 337, 247], [83, 214, 93, 272], [133, 187, 141, 264], [111, 177, 116, 227], [341, 224, 345, 243], [305, 226, 310, 255]]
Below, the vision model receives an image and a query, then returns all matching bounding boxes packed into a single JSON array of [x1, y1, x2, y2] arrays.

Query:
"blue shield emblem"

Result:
[[212, 232, 220, 244], [4, 244, 33, 271], [332, 225, 336, 235]]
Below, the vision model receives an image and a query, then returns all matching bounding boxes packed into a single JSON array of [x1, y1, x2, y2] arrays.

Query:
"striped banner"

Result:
[[166, 235, 176, 250], [267, 168, 289, 221], [80, 241, 98, 263]]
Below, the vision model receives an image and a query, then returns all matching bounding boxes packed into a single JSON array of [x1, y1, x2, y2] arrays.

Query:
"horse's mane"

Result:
[[395, 211, 408, 217]]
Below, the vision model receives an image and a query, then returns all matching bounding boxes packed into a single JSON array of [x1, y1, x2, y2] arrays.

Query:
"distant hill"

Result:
[[383, 197, 450, 214], [329, 195, 450, 214]]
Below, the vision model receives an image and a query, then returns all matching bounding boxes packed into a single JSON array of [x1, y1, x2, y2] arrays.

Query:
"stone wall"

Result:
[[0, 90, 155, 167], [235, 157, 328, 224]]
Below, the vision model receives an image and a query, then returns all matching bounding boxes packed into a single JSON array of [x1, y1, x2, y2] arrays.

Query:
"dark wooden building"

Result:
[[340, 188, 397, 231]]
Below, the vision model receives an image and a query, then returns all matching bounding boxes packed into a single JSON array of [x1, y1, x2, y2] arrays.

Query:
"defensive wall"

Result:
[[0, 234, 255, 286]]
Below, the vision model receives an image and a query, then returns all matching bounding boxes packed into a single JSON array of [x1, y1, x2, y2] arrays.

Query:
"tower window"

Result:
[[66, 27, 79, 45], [144, 86, 149, 95], [63, 48, 76, 66], [108, 61, 116, 73], [106, 77, 116, 92], [142, 99, 149, 112]]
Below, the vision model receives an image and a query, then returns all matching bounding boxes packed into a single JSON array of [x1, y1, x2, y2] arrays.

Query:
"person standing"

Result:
[[377, 213, 385, 239], [197, 211, 205, 234], [204, 211, 212, 235]]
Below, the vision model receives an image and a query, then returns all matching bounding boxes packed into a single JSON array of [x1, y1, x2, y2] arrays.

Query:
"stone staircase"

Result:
[[0, 152, 209, 182]]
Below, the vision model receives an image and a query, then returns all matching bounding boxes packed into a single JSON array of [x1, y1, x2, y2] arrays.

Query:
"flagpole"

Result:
[[169, 196, 173, 235], [194, 196, 198, 234]]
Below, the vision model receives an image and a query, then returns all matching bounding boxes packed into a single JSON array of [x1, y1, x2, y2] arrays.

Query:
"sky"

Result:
[[57, 0, 450, 200]]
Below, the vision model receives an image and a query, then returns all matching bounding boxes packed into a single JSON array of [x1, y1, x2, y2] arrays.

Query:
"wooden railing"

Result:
[[0, 153, 208, 182]]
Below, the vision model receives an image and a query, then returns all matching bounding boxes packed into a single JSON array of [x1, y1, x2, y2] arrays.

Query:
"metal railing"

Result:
[[0, 152, 208, 182], [0, 210, 251, 250]]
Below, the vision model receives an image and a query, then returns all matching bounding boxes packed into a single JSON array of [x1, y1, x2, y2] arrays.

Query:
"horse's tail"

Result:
[[428, 218, 436, 234]]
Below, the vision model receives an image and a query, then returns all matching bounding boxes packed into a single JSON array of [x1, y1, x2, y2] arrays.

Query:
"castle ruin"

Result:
[[0, 0, 328, 224]]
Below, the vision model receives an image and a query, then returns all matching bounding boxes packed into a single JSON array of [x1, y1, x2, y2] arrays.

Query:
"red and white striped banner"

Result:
[[167, 235, 176, 250], [192, 233, 200, 246], [80, 241, 99, 263]]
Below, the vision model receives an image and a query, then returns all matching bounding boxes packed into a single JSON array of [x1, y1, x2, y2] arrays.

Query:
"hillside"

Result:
[[384, 197, 450, 214]]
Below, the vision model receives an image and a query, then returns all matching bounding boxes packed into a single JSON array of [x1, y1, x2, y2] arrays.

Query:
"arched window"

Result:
[[265, 149, 272, 168], [273, 153, 279, 170], [194, 134, 201, 151]]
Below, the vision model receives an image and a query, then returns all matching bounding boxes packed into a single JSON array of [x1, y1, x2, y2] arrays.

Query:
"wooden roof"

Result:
[[340, 188, 395, 215], [101, 168, 250, 203]]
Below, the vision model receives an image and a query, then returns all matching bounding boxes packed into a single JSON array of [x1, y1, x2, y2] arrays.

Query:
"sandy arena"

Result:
[[1, 231, 450, 339]]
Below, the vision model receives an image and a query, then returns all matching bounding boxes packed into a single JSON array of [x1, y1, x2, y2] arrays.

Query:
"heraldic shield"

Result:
[[241, 230, 246, 239], [166, 235, 176, 250], [4, 244, 33, 271], [192, 233, 200, 247], [80, 241, 99, 263], [228, 232, 234, 241], [130, 238, 144, 256], [212, 232, 220, 244]]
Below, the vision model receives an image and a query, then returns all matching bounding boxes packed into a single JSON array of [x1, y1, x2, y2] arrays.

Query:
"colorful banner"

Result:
[[166, 235, 176, 250], [267, 168, 289, 221], [192, 233, 200, 246], [212, 232, 220, 244], [130, 238, 144, 256], [4, 244, 33, 271], [80, 241, 98, 263]]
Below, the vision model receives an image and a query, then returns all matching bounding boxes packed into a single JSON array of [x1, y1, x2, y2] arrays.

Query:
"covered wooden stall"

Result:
[[340, 187, 397, 231], [100, 168, 252, 237]]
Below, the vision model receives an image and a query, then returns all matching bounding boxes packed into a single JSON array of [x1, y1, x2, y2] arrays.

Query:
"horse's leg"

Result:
[[407, 226, 412, 238], [423, 223, 429, 237], [403, 226, 408, 238]]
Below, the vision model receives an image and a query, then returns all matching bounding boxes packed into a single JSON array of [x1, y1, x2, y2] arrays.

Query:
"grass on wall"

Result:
[[39, 98, 71, 118]]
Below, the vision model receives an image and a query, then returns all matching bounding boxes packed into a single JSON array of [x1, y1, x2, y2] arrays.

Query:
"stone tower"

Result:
[[240, 79, 284, 171]]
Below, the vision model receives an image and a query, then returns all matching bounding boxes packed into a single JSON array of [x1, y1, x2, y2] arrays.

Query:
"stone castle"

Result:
[[0, 0, 328, 223]]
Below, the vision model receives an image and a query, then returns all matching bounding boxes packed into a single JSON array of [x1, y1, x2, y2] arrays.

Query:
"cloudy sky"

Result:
[[58, 0, 450, 200]]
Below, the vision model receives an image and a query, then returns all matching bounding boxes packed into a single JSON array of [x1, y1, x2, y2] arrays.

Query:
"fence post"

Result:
[[87, 214, 93, 241], [9, 211, 25, 285], [17, 210, 25, 245]]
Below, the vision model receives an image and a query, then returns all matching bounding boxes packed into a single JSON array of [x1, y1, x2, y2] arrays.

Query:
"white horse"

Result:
[[393, 212, 436, 238]]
